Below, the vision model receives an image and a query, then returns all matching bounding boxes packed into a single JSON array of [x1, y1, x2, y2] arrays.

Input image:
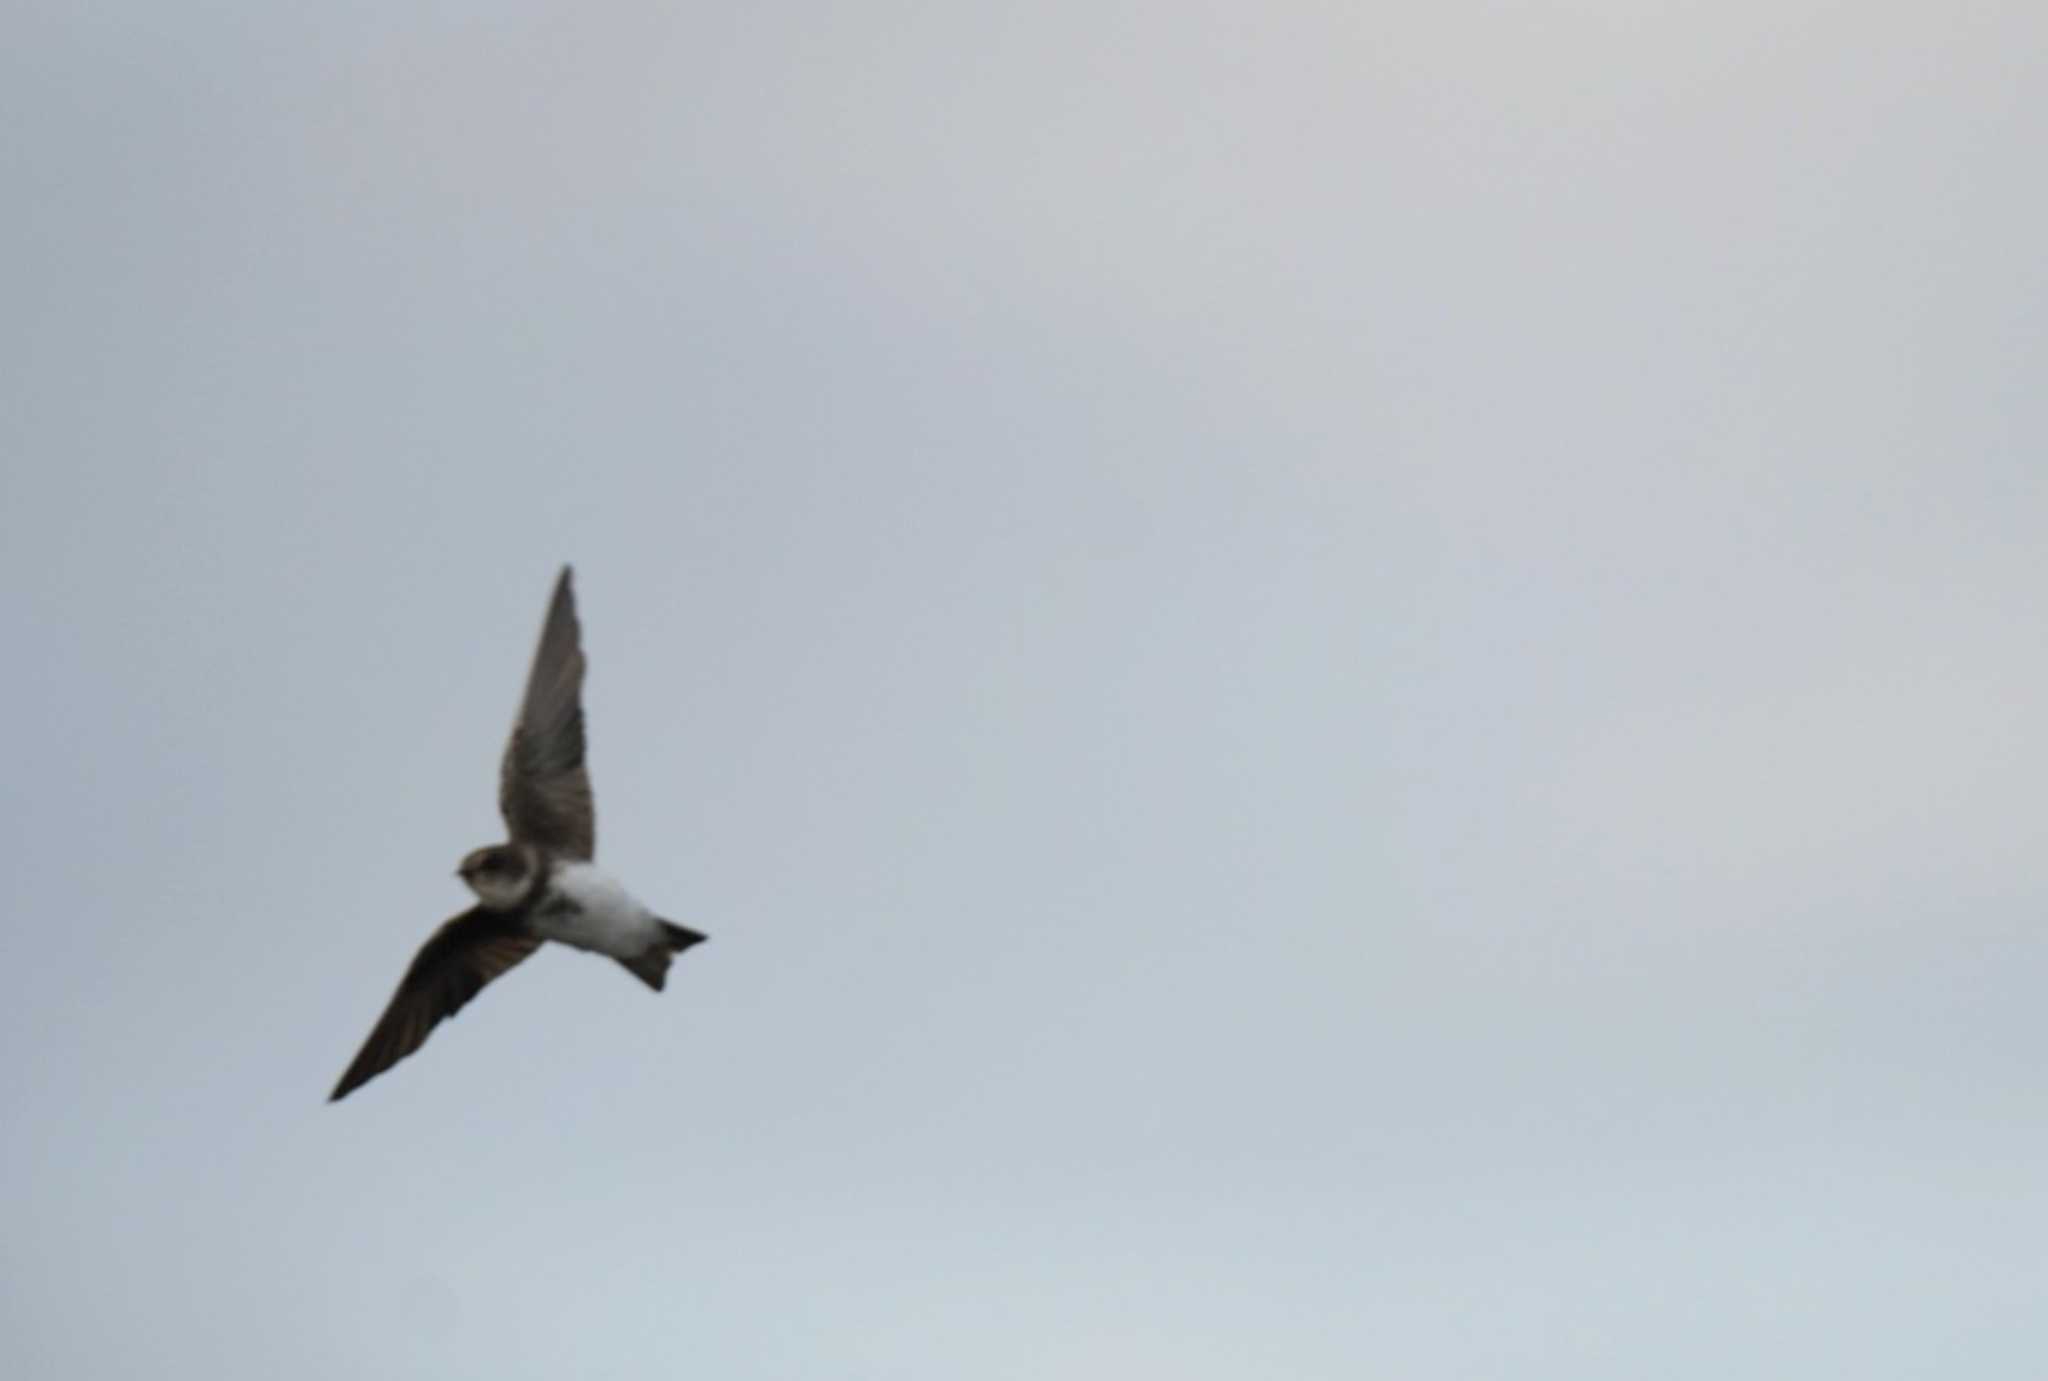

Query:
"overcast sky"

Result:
[[4, 3, 2046, 1376]]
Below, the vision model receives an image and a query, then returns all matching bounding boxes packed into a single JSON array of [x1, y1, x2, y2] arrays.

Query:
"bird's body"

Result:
[[328, 566, 705, 1103], [534, 862, 669, 962]]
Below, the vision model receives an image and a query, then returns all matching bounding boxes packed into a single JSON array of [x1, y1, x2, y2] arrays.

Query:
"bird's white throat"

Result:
[[470, 872, 532, 911]]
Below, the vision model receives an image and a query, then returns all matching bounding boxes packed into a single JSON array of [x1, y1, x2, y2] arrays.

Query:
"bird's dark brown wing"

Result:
[[498, 565, 596, 860], [328, 908, 542, 1102]]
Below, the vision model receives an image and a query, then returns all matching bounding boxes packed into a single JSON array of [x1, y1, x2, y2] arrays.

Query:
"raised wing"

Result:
[[499, 565, 595, 859], [328, 909, 542, 1102]]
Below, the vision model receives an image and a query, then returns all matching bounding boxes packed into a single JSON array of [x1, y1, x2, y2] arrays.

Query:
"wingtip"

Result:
[[329, 1065, 370, 1102]]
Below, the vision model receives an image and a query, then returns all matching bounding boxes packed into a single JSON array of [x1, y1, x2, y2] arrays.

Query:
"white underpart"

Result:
[[536, 862, 661, 959]]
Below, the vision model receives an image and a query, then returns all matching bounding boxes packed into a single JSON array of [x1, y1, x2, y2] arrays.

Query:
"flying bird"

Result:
[[329, 566, 705, 1102]]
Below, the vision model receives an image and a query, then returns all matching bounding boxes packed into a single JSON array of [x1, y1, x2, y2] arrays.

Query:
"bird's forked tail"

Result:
[[617, 920, 707, 992]]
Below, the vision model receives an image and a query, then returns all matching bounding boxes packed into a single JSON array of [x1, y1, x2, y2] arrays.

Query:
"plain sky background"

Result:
[[4, 2, 2046, 1376]]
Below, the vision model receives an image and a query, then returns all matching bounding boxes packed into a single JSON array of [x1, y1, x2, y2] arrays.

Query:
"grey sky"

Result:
[[4, 2, 2045, 1376]]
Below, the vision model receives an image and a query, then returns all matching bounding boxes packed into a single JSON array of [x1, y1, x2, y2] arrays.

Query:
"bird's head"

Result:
[[457, 843, 538, 910]]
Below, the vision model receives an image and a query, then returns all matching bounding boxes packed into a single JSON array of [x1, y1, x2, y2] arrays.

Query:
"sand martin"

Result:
[[329, 565, 705, 1102]]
